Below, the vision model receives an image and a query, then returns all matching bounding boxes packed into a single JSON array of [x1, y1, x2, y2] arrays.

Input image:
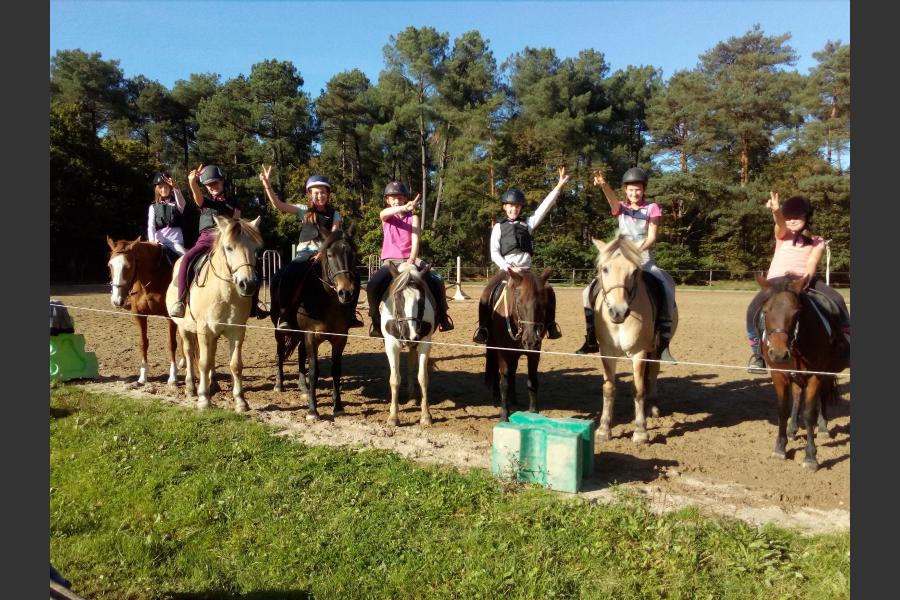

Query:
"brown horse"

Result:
[[591, 236, 678, 444], [756, 274, 848, 471], [483, 268, 554, 422], [106, 236, 179, 385], [271, 229, 360, 420]]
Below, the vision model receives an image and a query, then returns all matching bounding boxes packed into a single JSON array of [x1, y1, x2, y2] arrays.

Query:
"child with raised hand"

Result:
[[575, 167, 678, 363], [168, 164, 241, 318], [746, 192, 850, 372], [147, 172, 187, 256], [259, 164, 362, 330], [472, 166, 570, 344], [366, 181, 454, 338]]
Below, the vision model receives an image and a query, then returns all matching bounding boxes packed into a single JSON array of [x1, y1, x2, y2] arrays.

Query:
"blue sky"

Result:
[[51, 0, 850, 96]]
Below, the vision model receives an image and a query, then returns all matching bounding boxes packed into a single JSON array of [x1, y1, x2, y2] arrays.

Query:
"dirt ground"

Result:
[[51, 284, 851, 535]]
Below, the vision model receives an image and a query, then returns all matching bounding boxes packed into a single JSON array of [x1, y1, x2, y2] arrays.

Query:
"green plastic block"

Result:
[[50, 333, 99, 382], [492, 413, 594, 493], [509, 412, 596, 476]]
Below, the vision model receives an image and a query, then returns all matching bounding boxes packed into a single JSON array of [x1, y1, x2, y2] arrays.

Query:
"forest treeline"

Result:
[[50, 24, 849, 283]]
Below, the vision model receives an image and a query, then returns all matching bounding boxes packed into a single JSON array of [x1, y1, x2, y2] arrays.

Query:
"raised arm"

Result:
[[408, 213, 421, 265], [381, 194, 420, 221], [259, 164, 299, 215], [592, 169, 620, 214], [766, 191, 787, 239], [529, 166, 571, 230], [187, 163, 205, 208], [163, 174, 186, 213]]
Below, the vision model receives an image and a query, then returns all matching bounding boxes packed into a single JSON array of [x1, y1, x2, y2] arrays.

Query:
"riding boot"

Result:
[[575, 308, 600, 354], [276, 305, 297, 331], [747, 338, 767, 374], [472, 296, 491, 344], [544, 286, 562, 339], [369, 311, 383, 338], [429, 273, 455, 332], [657, 330, 677, 364], [346, 276, 365, 328], [250, 287, 268, 320]]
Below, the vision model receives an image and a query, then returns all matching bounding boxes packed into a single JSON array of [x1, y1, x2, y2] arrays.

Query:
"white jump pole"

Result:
[[452, 255, 470, 301], [825, 239, 832, 286]]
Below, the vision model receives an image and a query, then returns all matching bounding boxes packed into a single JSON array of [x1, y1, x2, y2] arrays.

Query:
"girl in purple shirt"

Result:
[[366, 181, 453, 337]]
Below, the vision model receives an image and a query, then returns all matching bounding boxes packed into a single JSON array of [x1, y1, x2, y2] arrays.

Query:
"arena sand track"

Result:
[[51, 285, 850, 534]]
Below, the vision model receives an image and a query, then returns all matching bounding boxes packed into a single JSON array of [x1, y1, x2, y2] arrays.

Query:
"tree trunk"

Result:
[[489, 136, 496, 199], [740, 134, 750, 187], [419, 112, 428, 229], [432, 124, 451, 227]]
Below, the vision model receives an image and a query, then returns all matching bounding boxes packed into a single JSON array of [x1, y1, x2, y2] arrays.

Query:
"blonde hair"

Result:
[[153, 184, 173, 204]]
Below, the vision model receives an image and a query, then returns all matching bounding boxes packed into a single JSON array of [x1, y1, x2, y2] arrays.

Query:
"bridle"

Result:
[[501, 280, 544, 342], [597, 265, 638, 312], [390, 285, 431, 341], [109, 249, 139, 297], [318, 241, 354, 293], [206, 238, 257, 284], [760, 295, 802, 355]]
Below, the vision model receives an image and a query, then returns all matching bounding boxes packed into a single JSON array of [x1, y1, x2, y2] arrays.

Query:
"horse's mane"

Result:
[[595, 235, 643, 270], [387, 266, 435, 307], [214, 218, 263, 249], [321, 229, 357, 254]]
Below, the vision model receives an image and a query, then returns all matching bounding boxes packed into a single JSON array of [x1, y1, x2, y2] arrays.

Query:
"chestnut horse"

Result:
[[271, 229, 360, 420], [591, 236, 678, 444], [756, 274, 848, 471], [106, 236, 179, 385], [483, 268, 554, 422]]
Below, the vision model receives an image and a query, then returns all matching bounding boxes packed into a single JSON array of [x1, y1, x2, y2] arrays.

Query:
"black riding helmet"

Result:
[[500, 189, 526, 206], [199, 165, 225, 185], [383, 181, 409, 197], [621, 167, 649, 186], [781, 195, 812, 220], [152, 173, 168, 186]]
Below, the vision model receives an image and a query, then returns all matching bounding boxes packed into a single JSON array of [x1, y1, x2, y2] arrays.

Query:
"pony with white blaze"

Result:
[[165, 216, 263, 411], [379, 262, 437, 426]]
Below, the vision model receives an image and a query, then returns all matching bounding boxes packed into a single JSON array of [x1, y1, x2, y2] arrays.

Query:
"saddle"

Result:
[[588, 272, 665, 330], [186, 251, 212, 291], [158, 244, 181, 268], [489, 278, 508, 313]]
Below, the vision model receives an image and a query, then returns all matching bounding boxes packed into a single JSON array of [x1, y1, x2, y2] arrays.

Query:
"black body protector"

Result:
[[498, 217, 534, 257], [198, 195, 238, 231], [298, 206, 337, 243], [153, 201, 183, 230]]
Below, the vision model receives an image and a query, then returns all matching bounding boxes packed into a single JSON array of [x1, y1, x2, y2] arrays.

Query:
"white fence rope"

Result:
[[61, 304, 851, 379]]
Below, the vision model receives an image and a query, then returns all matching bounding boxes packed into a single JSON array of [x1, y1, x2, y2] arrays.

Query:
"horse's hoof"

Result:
[[420, 416, 433, 427], [771, 450, 786, 460], [333, 407, 345, 417], [197, 398, 210, 410], [650, 406, 660, 418], [787, 426, 798, 437], [137, 377, 147, 386], [802, 459, 819, 472], [234, 399, 249, 413], [166, 378, 178, 387], [632, 430, 649, 444], [305, 412, 320, 422], [597, 429, 611, 442], [388, 417, 399, 427], [274, 384, 284, 393], [299, 393, 310, 402]]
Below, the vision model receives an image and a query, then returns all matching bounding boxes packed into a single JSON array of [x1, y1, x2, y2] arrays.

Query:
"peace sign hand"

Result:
[[405, 194, 421, 213], [593, 170, 607, 187], [188, 163, 205, 184], [259, 164, 273, 189], [558, 166, 570, 187], [766, 191, 780, 212], [162, 174, 178, 189]]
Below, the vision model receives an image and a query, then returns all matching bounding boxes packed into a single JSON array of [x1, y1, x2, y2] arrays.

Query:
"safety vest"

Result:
[[198, 195, 238, 232], [153, 201, 183, 230], [298, 206, 337, 243], [498, 218, 534, 257]]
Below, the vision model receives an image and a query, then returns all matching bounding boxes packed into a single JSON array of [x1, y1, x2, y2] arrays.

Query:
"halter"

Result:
[[597, 267, 638, 312], [500, 280, 544, 342], [318, 241, 354, 292], [389, 279, 431, 341]]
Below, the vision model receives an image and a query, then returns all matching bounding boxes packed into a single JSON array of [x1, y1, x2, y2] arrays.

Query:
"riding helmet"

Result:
[[152, 172, 168, 186], [305, 175, 332, 191], [781, 195, 812, 219], [383, 181, 409, 197], [621, 167, 649, 186], [198, 165, 225, 184], [500, 189, 527, 206]]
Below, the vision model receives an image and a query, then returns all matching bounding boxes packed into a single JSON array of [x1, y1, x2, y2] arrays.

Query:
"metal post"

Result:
[[453, 255, 470, 300], [709, 269, 713, 286], [260, 250, 282, 311], [825, 240, 832, 286]]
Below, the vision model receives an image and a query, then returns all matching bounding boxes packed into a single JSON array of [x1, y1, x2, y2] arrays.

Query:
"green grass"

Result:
[[51, 386, 850, 600]]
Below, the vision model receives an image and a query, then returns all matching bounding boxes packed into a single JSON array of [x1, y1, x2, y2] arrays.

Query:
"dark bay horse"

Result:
[[106, 236, 179, 385], [271, 229, 360, 420], [756, 274, 848, 471], [484, 268, 554, 422]]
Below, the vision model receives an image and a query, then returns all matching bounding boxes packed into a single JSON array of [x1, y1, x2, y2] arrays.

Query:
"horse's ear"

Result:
[[755, 273, 769, 289], [214, 215, 230, 233], [387, 262, 400, 278], [249, 216, 262, 231], [591, 238, 605, 252], [791, 274, 810, 293], [126, 236, 141, 250], [539, 267, 554, 286], [106, 236, 116, 250], [507, 269, 522, 282], [419, 262, 431, 276], [344, 222, 356, 240]]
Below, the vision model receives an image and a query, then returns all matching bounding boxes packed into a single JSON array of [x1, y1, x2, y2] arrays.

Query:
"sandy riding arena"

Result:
[[52, 284, 850, 534]]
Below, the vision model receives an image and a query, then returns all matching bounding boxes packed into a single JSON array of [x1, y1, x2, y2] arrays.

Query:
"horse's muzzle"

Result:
[[607, 305, 630, 323], [767, 347, 791, 364], [337, 287, 354, 304], [236, 277, 259, 297]]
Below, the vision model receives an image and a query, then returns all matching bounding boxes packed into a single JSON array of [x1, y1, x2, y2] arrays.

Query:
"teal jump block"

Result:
[[50, 333, 99, 382], [492, 413, 596, 493]]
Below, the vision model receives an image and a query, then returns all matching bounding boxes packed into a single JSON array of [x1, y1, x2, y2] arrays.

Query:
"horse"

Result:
[[484, 268, 554, 422], [591, 236, 679, 444], [165, 216, 263, 412], [756, 274, 848, 471], [270, 229, 359, 420], [379, 262, 437, 427], [106, 236, 179, 386]]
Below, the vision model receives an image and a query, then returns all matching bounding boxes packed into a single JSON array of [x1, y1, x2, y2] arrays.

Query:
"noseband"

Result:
[[597, 268, 638, 311], [390, 285, 431, 341], [109, 250, 137, 297], [319, 243, 354, 292]]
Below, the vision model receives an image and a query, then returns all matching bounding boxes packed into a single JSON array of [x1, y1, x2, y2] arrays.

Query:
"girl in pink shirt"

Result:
[[746, 193, 850, 372], [366, 181, 454, 337]]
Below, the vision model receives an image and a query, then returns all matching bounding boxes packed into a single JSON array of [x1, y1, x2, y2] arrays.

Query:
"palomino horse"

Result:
[[591, 236, 678, 444], [165, 216, 263, 411], [379, 262, 437, 427], [484, 268, 554, 422], [271, 229, 359, 420], [756, 274, 847, 471], [106, 236, 179, 385]]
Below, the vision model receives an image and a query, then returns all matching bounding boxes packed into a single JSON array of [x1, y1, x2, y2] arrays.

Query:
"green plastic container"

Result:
[[50, 333, 99, 382]]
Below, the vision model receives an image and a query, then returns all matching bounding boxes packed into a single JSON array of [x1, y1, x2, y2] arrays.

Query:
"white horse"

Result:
[[165, 216, 263, 411], [379, 263, 437, 426]]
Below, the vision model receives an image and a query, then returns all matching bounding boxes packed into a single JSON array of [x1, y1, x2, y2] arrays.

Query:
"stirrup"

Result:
[[473, 327, 488, 344], [168, 300, 186, 318], [547, 323, 562, 339], [747, 354, 767, 374], [439, 314, 455, 332], [575, 335, 599, 354]]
